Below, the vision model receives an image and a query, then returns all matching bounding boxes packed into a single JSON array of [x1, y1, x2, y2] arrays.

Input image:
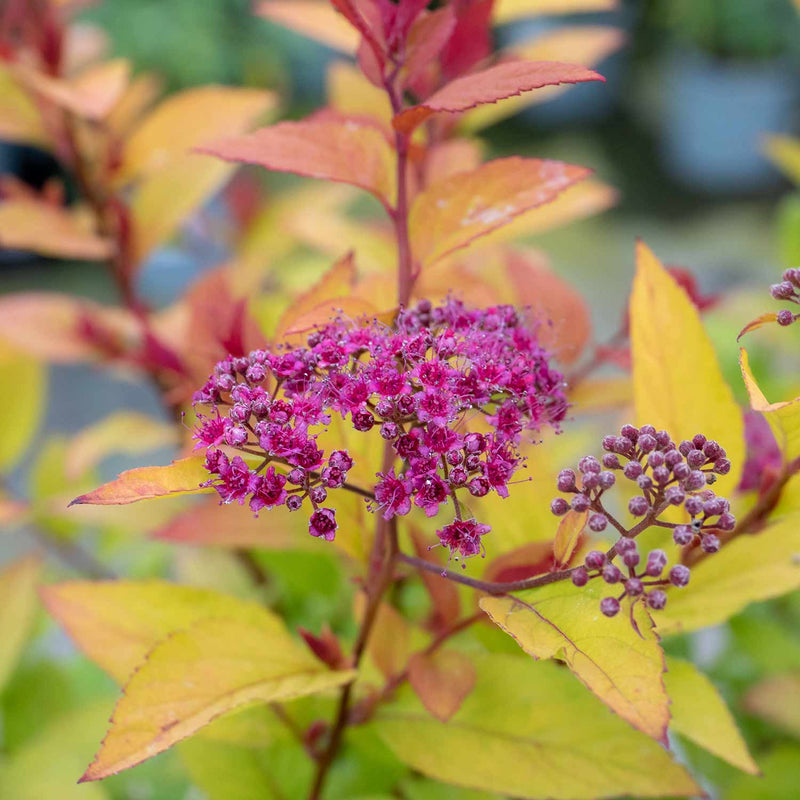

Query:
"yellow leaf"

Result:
[[481, 580, 669, 743], [327, 61, 394, 127], [0, 65, 49, 147], [461, 27, 624, 131], [0, 340, 45, 470], [410, 157, 590, 268], [744, 672, 800, 737], [763, 134, 800, 184], [740, 348, 800, 464], [631, 241, 744, 487], [657, 511, 800, 635], [69, 456, 212, 506], [665, 657, 758, 774], [374, 655, 701, 800], [0, 555, 42, 692], [106, 72, 162, 137], [129, 153, 235, 264], [80, 617, 355, 781], [116, 85, 275, 185], [493, 0, 618, 24], [0, 200, 112, 260], [41, 579, 294, 683], [737, 312, 779, 340], [0, 703, 112, 800], [552, 510, 587, 566], [258, 0, 360, 53], [65, 412, 178, 480]]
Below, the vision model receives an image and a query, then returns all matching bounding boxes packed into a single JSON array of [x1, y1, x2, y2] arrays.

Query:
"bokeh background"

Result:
[[2, 1, 800, 799]]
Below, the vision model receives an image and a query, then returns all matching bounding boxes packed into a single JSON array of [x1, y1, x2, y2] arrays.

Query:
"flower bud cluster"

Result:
[[193, 299, 567, 549], [770, 268, 800, 327], [551, 424, 734, 618]]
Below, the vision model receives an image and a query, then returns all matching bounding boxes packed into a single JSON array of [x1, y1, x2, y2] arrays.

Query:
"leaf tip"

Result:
[[67, 495, 86, 507]]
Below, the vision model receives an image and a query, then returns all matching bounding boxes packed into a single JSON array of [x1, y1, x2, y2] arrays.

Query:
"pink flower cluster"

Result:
[[192, 299, 567, 556]]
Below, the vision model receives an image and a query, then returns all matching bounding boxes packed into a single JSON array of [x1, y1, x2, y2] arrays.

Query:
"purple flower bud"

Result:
[[224, 425, 248, 447], [628, 496, 649, 517], [309, 508, 337, 541], [717, 512, 736, 531], [375, 399, 393, 417], [572, 567, 589, 587], [571, 494, 590, 513], [638, 434, 657, 453], [286, 495, 303, 511], [585, 550, 606, 570], [777, 309, 795, 326], [551, 497, 569, 516], [655, 430, 672, 448], [598, 471, 616, 489], [673, 462, 691, 480], [664, 449, 682, 468], [588, 513, 608, 532], [602, 435, 617, 451], [447, 448, 464, 466], [625, 577, 644, 596], [702, 440, 721, 459], [771, 281, 796, 300], [647, 451, 665, 468], [669, 564, 691, 587], [684, 470, 707, 490], [679, 440, 694, 456], [288, 469, 305, 485], [616, 537, 636, 553], [450, 466, 468, 485], [686, 449, 706, 469], [623, 461, 643, 480], [640, 424, 656, 436], [578, 456, 602, 474], [637, 474, 653, 490], [464, 454, 482, 471], [464, 433, 486, 454], [703, 497, 724, 517], [692, 434, 707, 449], [600, 596, 620, 617], [673, 525, 694, 546], [622, 549, 640, 568], [246, 363, 266, 383], [784, 267, 800, 287], [602, 563, 622, 584], [602, 454, 621, 470], [620, 424, 639, 441], [380, 421, 399, 440], [615, 436, 635, 454], [352, 410, 375, 432], [582, 473, 600, 490], [309, 486, 327, 503], [652, 465, 671, 484], [665, 486, 685, 506], [557, 469, 577, 491], [684, 495, 704, 516], [647, 590, 667, 610], [468, 477, 490, 497], [646, 549, 668, 577], [714, 459, 731, 475], [701, 533, 720, 553]]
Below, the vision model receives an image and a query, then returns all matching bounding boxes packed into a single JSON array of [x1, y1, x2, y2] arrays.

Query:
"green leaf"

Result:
[[0, 703, 112, 800], [80, 617, 355, 781], [0, 340, 45, 470], [41, 579, 289, 682], [0, 554, 42, 692], [373, 654, 701, 800], [726, 746, 800, 800], [665, 657, 758, 774], [480, 580, 669, 743], [657, 511, 800, 634], [631, 241, 744, 488]]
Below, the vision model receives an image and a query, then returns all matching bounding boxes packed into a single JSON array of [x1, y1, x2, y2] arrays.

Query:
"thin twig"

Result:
[[29, 527, 117, 580]]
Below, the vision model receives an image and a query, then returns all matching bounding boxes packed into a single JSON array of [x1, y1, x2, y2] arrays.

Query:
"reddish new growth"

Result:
[[193, 298, 567, 559], [552, 424, 734, 620]]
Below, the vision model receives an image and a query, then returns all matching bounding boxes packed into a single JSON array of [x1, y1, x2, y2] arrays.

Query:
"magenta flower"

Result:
[[373, 470, 413, 520]]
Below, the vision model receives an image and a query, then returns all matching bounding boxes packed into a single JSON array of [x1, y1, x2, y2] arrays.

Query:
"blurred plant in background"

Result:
[[1, 1, 800, 799]]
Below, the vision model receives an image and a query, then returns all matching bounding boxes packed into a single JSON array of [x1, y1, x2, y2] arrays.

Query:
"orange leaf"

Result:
[[410, 157, 590, 268], [257, 0, 360, 52], [394, 60, 604, 133], [403, 7, 456, 87], [69, 457, 212, 506], [356, 596, 412, 679], [737, 312, 779, 341], [0, 201, 112, 261], [552, 510, 587, 567], [408, 650, 476, 722], [199, 117, 397, 209], [275, 251, 357, 341], [505, 248, 592, 364]]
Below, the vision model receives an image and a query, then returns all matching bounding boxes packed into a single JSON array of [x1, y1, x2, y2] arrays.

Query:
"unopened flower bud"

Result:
[[601, 596, 620, 617], [588, 513, 608, 532], [602, 563, 622, 583], [625, 577, 644, 596], [646, 549, 668, 577], [551, 497, 569, 516], [669, 564, 690, 587], [557, 469, 577, 491], [628, 496, 649, 517], [571, 494, 590, 513], [647, 590, 667, 610], [572, 567, 589, 587], [701, 533, 720, 553], [673, 525, 694, 546], [585, 550, 606, 570]]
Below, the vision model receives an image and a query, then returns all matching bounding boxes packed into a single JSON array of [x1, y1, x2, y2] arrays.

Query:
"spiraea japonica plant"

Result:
[[2, 1, 800, 799]]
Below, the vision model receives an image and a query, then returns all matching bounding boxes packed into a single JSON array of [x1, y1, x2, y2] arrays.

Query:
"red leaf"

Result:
[[440, 0, 495, 79], [408, 649, 476, 722], [394, 60, 604, 134], [198, 117, 396, 209], [403, 7, 457, 88]]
